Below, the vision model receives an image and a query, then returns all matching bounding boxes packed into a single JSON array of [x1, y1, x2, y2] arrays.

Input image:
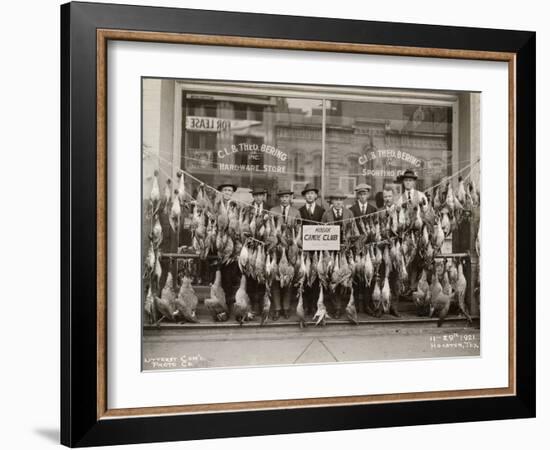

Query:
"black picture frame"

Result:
[[61, 1, 535, 447]]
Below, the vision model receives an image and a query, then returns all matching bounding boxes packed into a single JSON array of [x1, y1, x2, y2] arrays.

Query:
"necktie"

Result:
[[361, 204, 365, 215], [309, 205, 314, 216], [408, 191, 412, 202], [283, 206, 288, 223], [335, 209, 341, 220]]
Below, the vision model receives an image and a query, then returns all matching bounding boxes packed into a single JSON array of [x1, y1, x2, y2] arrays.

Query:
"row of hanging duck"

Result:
[[144, 170, 479, 327]]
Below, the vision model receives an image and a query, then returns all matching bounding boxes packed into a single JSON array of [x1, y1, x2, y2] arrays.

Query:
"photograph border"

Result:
[[61, 2, 534, 446]]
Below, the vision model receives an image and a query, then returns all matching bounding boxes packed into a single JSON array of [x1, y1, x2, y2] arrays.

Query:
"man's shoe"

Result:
[[283, 309, 290, 319], [334, 309, 341, 319], [390, 306, 401, 318], [364, 303, 375, 316], [271, 310, 280, 321]]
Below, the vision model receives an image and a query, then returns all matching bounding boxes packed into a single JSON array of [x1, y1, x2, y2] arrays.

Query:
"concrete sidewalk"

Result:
[[143, 322, 480, 370]]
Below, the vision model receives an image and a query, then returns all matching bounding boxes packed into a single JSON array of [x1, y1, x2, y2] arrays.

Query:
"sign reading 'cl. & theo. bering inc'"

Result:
[[302, 225, 341, 251]]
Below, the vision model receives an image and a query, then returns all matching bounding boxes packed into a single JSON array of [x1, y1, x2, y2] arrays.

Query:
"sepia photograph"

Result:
[[141, 78, 481, 371], [56, 1, 536, 446]]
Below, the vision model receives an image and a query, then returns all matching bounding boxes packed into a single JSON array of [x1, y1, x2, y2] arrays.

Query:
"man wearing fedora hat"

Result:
[[396, 169, 426, 297], [269, 187, 301, 320], [215, 179, 241, 319], [299, 183, 325, 225], [321, 189, 354, 224], [270, 187, 301, 229], [321, 189, 353, 319], [244, 186, 271, 314], [348, 183, 378, 315], [396, 169, 427, 208], [298, 183, 324, 316], [216, 179, 238, 210], [249, 186, 271, 216]]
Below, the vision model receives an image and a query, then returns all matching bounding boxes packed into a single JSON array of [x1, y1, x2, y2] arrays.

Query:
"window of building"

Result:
[[204, 132, 217, 150], [188, 131, 201, 150], [233, 103, 247, 120], [203, 103, 217, 118], [250, 105, 263, 122], [339, 176, 356, 195], [181, 90, 456, 210], [160, 82, 478, 289], [186, 131, 218, 170]]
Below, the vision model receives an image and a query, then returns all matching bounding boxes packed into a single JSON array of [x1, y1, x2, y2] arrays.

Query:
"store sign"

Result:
[[217, 143, 288, 161], [186, 116, 260, 132], [217, 143, 288, 173], [302, 225, 341, 251], [358, 149, 425, 177]]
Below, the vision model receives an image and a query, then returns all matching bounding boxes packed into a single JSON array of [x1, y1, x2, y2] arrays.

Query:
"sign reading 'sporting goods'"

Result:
[[302, 225, 341, 251]]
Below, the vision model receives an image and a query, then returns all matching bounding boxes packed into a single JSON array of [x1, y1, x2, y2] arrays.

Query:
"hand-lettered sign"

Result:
[[302, 225, 341, 251]]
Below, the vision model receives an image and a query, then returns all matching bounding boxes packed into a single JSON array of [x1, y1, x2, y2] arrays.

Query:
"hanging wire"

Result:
[[144, 148, 480, 226]]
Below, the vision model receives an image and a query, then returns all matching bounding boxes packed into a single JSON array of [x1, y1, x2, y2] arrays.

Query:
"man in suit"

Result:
[[270, 187, 301, 320], [246, 186, 270, 314], [377, 186, 397, 222], [215, 179, 241, 319], [321, 189, 353, 319], [321, 189, 354, 225], [299, 183, 325, 224], [298, 183, 324, 315], [396, 170, 426, 294], [349, 183, 377, 316], [377, 189, 402, 318], [270, 187, 301, 229], [395, 169, 427, 208], [249, 186, 271, 216], [382, 187, 395, 209], [349, 183, 377, 227]]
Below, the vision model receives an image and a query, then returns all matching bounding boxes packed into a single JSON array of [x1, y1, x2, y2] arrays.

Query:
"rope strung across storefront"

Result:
[[422, 159, 480, 193], [145, 147, 477, 179], [244, 233, 397, 249], [144, 148, 480, 225], [175, 159, 480, 225], [177, 153, 477, 178]]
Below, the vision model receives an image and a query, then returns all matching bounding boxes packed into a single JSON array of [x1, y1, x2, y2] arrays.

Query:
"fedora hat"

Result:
[[301, 183, 319, 196], [216, 179, 238, 191], [354, 183, 372, 193], [398, 169, 418, 181], [251, 186, 267, 195], [328, 189, 348, 200], [276, 186, 294, 196]]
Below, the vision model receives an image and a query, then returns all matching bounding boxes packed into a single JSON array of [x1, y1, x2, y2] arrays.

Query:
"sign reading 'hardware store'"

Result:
[[302, 225, 341, 251]]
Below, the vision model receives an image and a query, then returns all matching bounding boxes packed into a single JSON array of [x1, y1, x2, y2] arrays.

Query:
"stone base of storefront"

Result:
[[145, 288, 479, 329], [145, 315, 478, 330]]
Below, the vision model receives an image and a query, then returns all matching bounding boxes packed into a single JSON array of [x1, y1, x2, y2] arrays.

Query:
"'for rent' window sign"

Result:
[[302, 225, 341, 251]]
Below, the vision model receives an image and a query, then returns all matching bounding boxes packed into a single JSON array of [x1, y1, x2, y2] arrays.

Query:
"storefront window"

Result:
[[181, 92, 454, 212], [143, 80, 480, 291], [325, 100, 452, 206], [180, 90, 456, 229], [182, 94, 323, 210]]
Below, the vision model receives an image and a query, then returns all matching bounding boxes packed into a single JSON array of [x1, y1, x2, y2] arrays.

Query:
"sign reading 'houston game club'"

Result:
[[302, 225, 341, 251]]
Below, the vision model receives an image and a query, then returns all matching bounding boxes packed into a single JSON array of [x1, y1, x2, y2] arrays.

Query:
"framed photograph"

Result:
[[61, 1, 535, 447]]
